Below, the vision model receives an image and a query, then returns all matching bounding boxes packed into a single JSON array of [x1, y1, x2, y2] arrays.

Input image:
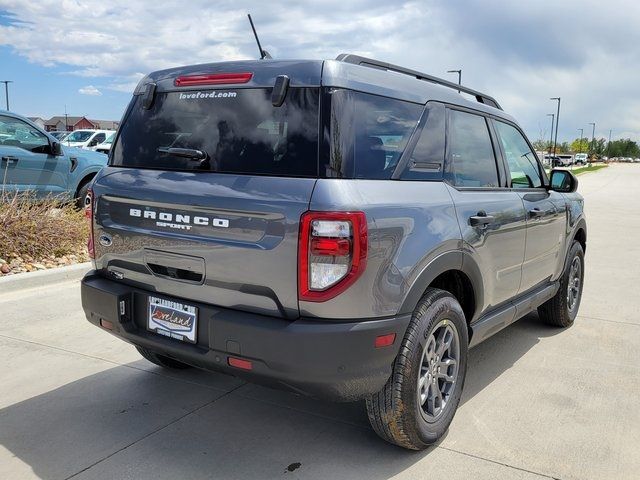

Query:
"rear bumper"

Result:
[[80, 272, 410, 401]]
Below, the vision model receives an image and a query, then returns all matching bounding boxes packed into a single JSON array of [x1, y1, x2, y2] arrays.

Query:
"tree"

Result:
[[607, 139, 640, 158], [532, 138, 550, 151], [570, 138, 589, 153]]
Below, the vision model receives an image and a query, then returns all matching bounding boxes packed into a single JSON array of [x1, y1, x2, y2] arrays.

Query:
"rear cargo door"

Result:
[[92, 86, 321, 319]]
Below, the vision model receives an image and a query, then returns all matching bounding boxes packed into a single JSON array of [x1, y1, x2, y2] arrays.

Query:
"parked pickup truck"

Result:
[[80, 55, 587, 450], [0, 110, 107, 206]]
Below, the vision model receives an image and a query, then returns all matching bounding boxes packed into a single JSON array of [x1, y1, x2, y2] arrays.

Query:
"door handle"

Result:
[[528, 208, 546, 219], [469, 212, 495, 227], [1, 156, 18, 163]]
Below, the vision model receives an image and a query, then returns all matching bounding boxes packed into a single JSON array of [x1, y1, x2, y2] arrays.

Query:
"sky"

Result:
[[0, 0, 639, 144]]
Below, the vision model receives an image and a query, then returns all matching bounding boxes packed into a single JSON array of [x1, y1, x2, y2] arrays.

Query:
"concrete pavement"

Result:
[[1, 164, 638, 480]]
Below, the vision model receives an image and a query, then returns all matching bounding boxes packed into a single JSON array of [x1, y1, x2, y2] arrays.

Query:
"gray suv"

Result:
[[81, 54, 586, 450]]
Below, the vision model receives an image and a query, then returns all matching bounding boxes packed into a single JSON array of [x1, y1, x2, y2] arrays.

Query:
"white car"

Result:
[[574, 153, 588, 165], [94, 132, 115, 154], [64, 129, 113, 150]]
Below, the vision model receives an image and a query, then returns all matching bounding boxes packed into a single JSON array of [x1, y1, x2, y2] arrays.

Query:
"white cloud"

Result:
[[78, 85, 102, 96], [0, 0, 639, 141]]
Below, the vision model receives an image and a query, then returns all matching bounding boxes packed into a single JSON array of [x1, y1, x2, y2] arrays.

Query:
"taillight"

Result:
[[85, 187, 94, 259], [298, 211, 367, 302], [174, 72, 253, 87]]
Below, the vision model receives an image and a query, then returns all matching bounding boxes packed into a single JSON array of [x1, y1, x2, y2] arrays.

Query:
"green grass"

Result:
[[570, 164, 608, 176]]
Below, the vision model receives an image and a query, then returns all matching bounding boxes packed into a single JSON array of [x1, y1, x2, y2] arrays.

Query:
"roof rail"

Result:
[[335, 53, 502, 110]]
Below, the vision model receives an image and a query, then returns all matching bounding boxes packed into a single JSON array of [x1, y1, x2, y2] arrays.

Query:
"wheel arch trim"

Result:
[[399, 250, 484, 322]]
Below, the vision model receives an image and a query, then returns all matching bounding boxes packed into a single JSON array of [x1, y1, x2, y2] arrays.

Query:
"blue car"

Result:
[[0, 110, 108, 206]]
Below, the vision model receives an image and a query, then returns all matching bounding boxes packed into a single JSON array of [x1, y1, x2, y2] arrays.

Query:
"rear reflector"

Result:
[[174, 72, 253, 87], [375, 333, 396, 348], [228, 357, 253, 371], [100, 319, 114, 330]]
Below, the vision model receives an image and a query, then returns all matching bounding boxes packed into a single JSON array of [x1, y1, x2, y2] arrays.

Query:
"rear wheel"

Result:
[[136, 346, 191, 369], [538, 241, 585, 327], [366, 288, 468, 450]]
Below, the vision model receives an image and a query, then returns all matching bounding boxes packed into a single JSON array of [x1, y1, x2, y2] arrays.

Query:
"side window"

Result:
[[494, 121, 543, 189], [400, 102, 445, 181], [0, 115, 50, 153], [92, 133, 106, 144], [446, 110, 499, 188]]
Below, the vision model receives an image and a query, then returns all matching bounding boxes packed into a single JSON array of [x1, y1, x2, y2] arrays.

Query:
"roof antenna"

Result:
[[247, 14, 272, 59]]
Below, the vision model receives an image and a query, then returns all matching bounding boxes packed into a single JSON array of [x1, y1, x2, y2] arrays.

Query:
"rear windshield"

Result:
[[111, 88, 320, 177]]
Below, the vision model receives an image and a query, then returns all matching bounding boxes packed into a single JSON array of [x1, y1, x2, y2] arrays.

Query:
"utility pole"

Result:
[[547, 113, 555, 154], [550, 97, 561, 156], [64, 105, 69, 132], [1, 81, 12, 110], [589, 122, 596, 157], [447, 69, 462, 92], [577, 128, 584, 153]]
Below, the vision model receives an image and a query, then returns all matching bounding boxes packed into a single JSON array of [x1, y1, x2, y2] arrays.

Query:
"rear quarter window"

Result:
[[320, 89, 422, 179]]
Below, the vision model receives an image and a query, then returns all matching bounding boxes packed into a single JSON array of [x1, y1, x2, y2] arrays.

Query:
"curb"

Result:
[[0, 262, 91, 294]]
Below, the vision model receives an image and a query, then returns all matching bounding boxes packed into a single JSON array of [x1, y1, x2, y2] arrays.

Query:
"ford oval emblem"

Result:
[[99, 234, 113, 247]]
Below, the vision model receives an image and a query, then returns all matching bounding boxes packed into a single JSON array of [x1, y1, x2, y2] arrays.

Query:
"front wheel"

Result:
[[538, 241, 585, 327], [75, 180, 91, 210], [366, 288, 468, 450]]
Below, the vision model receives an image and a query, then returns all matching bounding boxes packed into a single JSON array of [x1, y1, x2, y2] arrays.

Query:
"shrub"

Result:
[[0, 192, 88, 260]]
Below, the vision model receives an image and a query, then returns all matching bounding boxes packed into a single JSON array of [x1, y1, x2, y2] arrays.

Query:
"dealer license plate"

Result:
[[147, 296, 197, 344]]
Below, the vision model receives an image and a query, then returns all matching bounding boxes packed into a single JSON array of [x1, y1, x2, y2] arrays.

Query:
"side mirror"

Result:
[[50, 141, 63, 156], [549, 169, 578, 193]]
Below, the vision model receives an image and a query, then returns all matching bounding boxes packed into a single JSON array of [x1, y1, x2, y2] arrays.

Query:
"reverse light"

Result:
[[174, 72, 253, 87], [298, 211, 367, 302], [85, 188, 95, 259]]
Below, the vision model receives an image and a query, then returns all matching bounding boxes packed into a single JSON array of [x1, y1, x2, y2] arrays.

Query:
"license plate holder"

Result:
[[147, 295, 198, 344]]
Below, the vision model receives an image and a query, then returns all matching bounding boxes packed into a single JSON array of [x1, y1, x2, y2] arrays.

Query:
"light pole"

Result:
[[0, 81, 12, 110], [547, 113, 555, 155], [550, 97, 561, 156], [578, 128, 584, 153], [589, 122, 596, 157], [447, 69, 462, 92]]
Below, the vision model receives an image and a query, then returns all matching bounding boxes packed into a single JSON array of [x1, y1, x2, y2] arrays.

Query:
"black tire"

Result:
[[538, 241, 585, 328], [75, 179, 92, 210], [136, 346, 192, 369], [366, 288, 469, 450]]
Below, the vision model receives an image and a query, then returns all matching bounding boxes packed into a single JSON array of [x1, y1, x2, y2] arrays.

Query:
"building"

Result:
[[90, 119, 120, 130], [41, 116, 98, 132], [27, 117, 47, 129], [26, 115, 119, 132]]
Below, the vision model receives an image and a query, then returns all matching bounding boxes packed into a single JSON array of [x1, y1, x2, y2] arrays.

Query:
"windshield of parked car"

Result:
[[103, 133, 115, 144], [65, 130, 93, 142], [112, 88, 320, 177]]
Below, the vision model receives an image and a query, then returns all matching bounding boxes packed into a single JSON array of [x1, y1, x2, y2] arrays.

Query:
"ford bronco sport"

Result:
[[81, 54, 586, 450]]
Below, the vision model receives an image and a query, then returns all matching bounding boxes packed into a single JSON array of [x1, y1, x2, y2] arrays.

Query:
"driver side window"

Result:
[[494, 121, 543, 189], [0, 115, 50, 153]]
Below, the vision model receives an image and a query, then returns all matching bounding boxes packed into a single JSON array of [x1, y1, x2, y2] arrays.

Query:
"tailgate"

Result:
[[92, 168, 315, 319]]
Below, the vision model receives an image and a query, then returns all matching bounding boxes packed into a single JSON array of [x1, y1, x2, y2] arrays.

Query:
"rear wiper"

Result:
[[157, 147, 208, 160]]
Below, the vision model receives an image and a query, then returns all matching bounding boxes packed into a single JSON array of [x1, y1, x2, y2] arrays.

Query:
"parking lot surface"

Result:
[[1, 164, 638, 480]]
